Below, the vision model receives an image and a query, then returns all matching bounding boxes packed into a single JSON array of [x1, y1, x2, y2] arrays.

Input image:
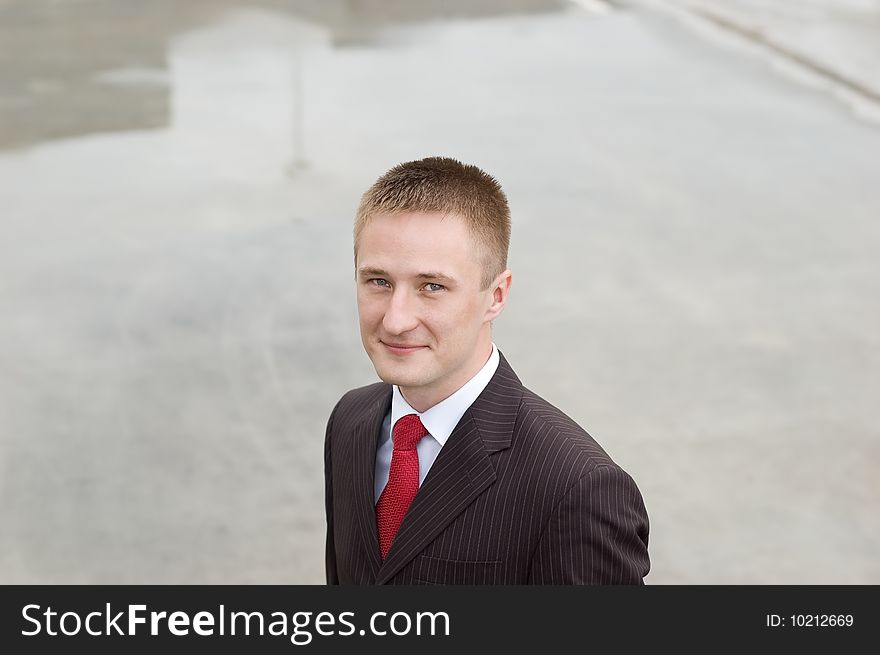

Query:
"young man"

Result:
[[324, 157, 650, 584]]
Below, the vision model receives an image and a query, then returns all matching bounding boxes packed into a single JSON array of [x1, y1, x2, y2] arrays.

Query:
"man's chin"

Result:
[[372, 359, 430, 388], [375, 370, 425, 388]]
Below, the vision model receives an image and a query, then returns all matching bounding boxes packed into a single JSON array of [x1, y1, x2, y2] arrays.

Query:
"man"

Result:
[[324, 157, 649, 584]]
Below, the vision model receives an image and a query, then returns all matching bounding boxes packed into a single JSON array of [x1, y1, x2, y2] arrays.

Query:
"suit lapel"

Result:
[[351, 385, 392, 580], [375, 352, 523, 584]]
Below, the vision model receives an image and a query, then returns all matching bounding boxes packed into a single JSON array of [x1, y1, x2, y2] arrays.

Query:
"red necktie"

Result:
[[376, 414, 428, 560]]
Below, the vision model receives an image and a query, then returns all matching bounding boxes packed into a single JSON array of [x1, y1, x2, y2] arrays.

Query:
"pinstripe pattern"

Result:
[[325, 352, 650, 585]]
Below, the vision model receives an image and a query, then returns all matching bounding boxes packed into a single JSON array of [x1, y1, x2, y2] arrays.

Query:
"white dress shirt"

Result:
[[373, 343, 500, 503]]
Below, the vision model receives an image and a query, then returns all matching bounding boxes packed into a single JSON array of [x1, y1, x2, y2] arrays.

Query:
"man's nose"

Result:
[[382, 288, 420, 335]]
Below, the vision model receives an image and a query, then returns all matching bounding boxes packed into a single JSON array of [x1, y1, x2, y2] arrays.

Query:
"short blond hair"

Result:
[[354, 157, 511, 289]]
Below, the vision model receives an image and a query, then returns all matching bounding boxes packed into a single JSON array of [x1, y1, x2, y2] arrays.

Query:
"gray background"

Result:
[[1, 0, 878, 583]]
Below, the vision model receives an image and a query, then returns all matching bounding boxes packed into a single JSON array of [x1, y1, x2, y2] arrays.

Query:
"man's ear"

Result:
[[485, 269, 512, 322]]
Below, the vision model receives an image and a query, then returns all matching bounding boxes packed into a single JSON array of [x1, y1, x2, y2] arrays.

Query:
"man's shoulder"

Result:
[[486, 353, 617, 468], [327, 381, 390, 424], [337, 380, 389, 405], [511, 385, 617, 468]]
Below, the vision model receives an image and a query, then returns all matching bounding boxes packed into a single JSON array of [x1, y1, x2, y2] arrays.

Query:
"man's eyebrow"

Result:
[[357, 266, 389, 277], [413, 272, 456, 283]]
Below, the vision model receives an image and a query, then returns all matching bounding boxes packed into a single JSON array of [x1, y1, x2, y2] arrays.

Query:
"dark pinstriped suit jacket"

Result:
[[324, 352, 650, 585]]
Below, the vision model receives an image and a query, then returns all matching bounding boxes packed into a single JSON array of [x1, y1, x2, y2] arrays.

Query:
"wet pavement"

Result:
[[1, 0, 878, 583], [658, 0, 880, 104]]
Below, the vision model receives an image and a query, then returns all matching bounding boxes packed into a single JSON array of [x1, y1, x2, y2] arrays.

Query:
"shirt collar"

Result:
[[390, 343, 500, 446]]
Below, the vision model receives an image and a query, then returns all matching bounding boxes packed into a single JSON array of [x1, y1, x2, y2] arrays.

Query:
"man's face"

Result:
[[356, 211, 505, 409]]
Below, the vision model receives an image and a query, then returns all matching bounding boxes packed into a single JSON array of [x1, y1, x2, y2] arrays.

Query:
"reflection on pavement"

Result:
[[0, 0, 565, 151]]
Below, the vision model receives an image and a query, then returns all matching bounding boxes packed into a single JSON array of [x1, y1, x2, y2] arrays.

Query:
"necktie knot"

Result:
[[392, 414, 428, 451]]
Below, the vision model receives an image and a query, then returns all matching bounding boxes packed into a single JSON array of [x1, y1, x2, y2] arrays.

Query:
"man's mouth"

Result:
[[381, 341, 427, 355]]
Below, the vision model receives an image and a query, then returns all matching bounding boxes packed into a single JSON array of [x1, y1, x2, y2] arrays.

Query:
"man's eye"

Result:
[[371, 278, 390, 288], [424, 283, 445, 292]]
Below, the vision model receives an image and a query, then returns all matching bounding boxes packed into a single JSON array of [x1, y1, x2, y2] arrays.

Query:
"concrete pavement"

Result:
[[1, 0, 878, 583]]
